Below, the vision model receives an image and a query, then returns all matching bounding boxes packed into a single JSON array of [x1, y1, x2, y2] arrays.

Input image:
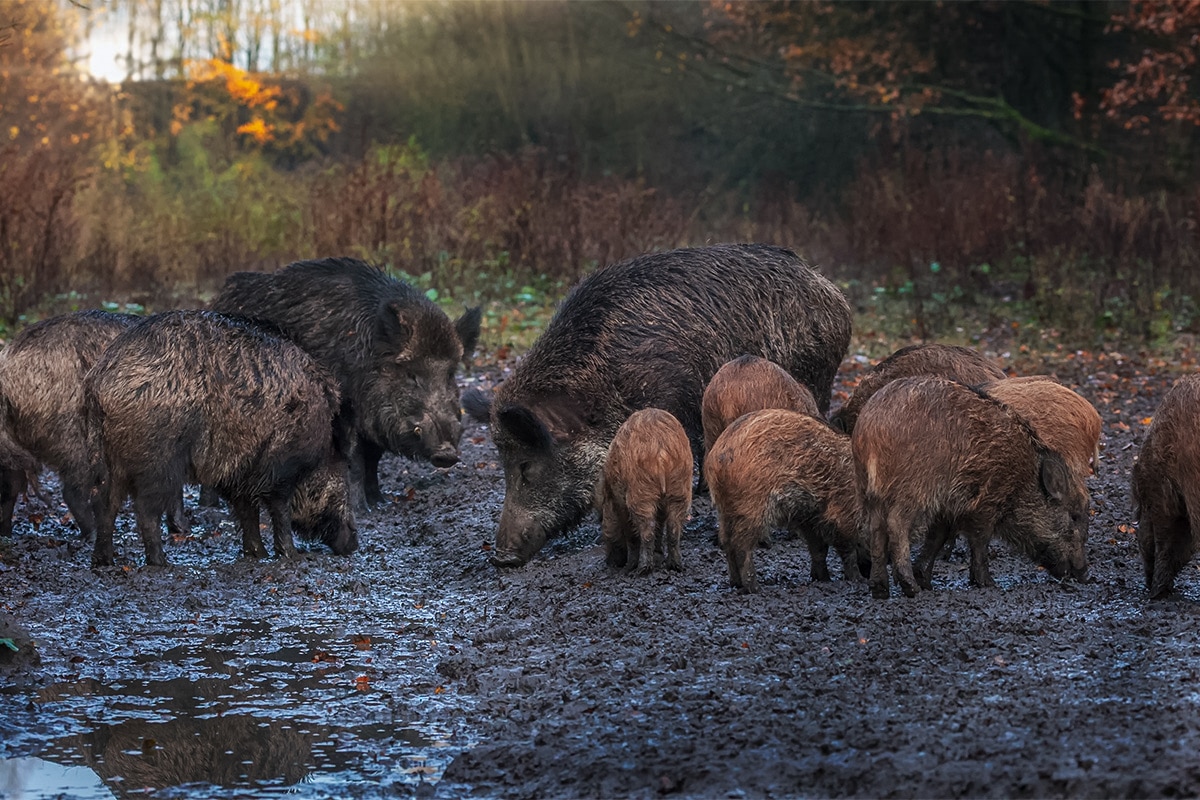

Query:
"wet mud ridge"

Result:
[[4, 358, 1200, 798]]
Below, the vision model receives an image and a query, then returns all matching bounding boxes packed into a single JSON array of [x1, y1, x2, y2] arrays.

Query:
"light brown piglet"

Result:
[[595, 409, 693, 574], [705, 408, 867, 593], [702, 355, 820, 455]]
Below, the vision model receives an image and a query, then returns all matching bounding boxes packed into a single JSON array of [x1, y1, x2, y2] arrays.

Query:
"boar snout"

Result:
[[430, 442, 459, 469], [417, 414, 462, 468], [491, 504, 547, 568]]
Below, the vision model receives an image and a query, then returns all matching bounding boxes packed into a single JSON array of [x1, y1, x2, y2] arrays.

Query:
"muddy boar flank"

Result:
[[702, 355, 821, 456], [595, 409, 692, 574], [85, 311, 356, 568], [852, 376, 1087, 599], [0, 310, 187, 538], [483, 243, 852, 567], [1132, 373, 1200, 599], [212, 257, 481, 508], [832, 343, 1006, 433], [706, 409, 866, 593]]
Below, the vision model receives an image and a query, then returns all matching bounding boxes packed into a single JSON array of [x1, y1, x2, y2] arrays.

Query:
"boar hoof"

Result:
[[869, 580, 890, 600]]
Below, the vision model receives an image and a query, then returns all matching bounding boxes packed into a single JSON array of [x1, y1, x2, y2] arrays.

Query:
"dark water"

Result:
[[1, 586, 478, 799]]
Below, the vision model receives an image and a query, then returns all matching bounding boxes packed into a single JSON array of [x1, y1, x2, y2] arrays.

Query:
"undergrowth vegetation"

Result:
[[3, 1, 1199, 353]]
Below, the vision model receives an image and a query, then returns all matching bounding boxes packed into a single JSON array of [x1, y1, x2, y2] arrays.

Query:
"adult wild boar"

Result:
[[481, 243, 852, 567], [212, 257, 481, 508], [832, 343, 1006, 433], [0, 310, 186, 538], [1132, 374, 1200, 599], [86, 311, 356, 567], [853, 376, 1088, 598]]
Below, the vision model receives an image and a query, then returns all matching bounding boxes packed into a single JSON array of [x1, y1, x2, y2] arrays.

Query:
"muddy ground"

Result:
[[3, 349, 1200, 799]]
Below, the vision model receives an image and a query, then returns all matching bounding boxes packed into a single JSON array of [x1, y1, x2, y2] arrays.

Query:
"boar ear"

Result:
[[461, 387, 493, 423], [498, 404, 554, 451], [455, 307, 482, 363], [377, 300, 415, 356], [1038, 449, 1072, 504]]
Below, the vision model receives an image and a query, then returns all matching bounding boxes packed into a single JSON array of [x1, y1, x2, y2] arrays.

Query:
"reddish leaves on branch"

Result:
[[1101, 0, 1200, 128]]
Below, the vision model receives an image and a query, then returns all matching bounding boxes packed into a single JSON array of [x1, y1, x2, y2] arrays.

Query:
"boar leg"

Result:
[[230, 496, 269, 559], [88, 464, 121, 567], [1136, 507, 1159, 594], [600, 501, 630, 569], [633, 513, 657, 576], [198, 485, 221, 508], [663, 500, 686, 572], [59, 465, 97, 540], [965, 523, 997, 588], [132, 492, 168, 567], [266, 496, 297, 559], [866, 501, 891, 599], [724, 542, 758, 593], [835, 542, 866, 582], [913, 521, 954, 591], [1149, 513, 1191, 599], [802, 529, 832, 582], [0, 467, 23, 538], [890, 513, 923, 598], [361, 440, 386, 509], [165, 490, 186, 535]]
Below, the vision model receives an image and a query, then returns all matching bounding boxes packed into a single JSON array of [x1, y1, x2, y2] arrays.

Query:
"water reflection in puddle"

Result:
[[1, 619, 470, 798]]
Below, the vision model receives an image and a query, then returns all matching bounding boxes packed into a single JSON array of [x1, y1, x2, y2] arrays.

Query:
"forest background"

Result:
[[1, 0, 1198, 349]]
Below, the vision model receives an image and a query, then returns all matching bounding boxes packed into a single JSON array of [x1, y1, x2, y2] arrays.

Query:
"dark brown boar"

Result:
[[705, 409, 865, 593], [0, 310, 188, 538], [832, 344, 1006, 433], [594, 409, 692, 574], [212, 257, 481, 509], [479, 243, 852, 567], [1132, 373, 1200, 599], [85, 311, 356, 568], [701, 355, 821, 456], [852, 376, 1087, 599]]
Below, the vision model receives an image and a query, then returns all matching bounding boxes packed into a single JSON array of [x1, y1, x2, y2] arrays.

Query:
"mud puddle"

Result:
[[1, 469, 491, 799]]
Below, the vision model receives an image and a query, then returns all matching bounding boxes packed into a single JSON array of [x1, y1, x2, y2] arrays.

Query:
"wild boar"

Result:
[[595, 409, 692, 574], [477, 243, 852, 567], [832, 343, 1006, 433], [0, 310, 187, 538], [1132, 373, 1200, 599], [706, 409, 866, 593], [212, 257, 481, 509], [85, 311, 356, 567], [909, 375, 1103, 578], [852, 376, 1088, 598], [701, 355, 821, 456]]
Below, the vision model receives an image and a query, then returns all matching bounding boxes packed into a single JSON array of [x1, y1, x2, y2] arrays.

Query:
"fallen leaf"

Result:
[[352, 634, 372, 650]]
